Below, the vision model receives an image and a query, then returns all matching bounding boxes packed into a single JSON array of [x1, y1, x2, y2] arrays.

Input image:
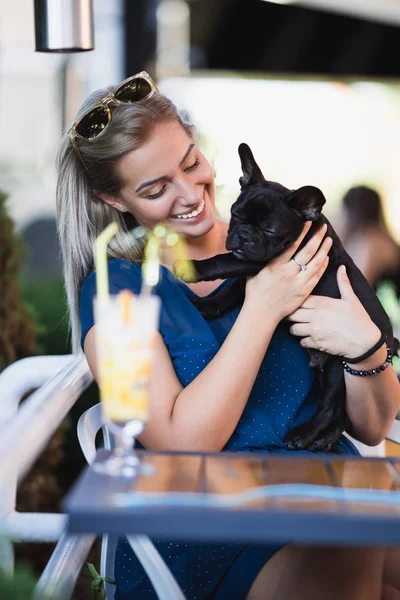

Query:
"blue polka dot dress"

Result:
[[80, 258, 359, 600]]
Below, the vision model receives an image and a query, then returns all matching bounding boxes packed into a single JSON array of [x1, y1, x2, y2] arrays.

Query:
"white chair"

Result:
[[344, 433, 386, 457], [77, 403, 186, 600]]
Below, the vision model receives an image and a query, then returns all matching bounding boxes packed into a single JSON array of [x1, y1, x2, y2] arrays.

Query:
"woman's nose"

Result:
[[175, 178, 202, 205]]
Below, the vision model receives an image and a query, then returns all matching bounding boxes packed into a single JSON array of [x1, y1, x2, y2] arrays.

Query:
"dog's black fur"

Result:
[[173, 143, 399, 452]]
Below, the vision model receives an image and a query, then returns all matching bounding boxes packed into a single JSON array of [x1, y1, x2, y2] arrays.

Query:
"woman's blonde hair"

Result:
[[56, 87, 193, 353]]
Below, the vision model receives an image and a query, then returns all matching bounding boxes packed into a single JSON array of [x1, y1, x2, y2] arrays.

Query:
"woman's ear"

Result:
[[93, 189, 127, 212]]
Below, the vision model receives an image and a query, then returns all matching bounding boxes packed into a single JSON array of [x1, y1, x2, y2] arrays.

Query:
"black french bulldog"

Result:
[[173, 143, 399, 452]]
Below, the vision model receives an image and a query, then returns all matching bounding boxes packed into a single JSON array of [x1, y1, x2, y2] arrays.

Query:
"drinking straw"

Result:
[[141, 230, 162, 295], [96, 222, 194, 297], [141, 224, 195, 295], [94, 222, 119, 301]]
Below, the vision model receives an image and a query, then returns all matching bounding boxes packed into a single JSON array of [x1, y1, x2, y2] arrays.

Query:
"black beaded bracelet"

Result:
[[342, 343, 392, 376]]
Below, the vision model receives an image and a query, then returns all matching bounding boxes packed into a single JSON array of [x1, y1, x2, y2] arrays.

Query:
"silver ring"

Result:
[[292, 256, 307, 272]]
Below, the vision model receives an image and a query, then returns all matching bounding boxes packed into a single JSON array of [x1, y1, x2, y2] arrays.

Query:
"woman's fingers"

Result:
[[296, 296, 322, 310], [286, 307, 312, 322], [289, 322, 310, 337], [287, 296, 331, 321], [293, 223, 328, 266], [279, 221, 312, 261], [299, 336, 314, 349], [304, 255, 330, 291], [299, 235, 332, 280], [247, 222, 332, 321]]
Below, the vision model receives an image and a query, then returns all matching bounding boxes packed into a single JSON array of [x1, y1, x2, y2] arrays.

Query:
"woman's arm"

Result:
[[84, 222, 331, 452], [288, 265, 400, 445], [343, 342, 399, 445], [83, 305, 277, 452]]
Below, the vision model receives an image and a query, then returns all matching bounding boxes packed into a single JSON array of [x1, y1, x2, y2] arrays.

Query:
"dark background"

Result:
[[125, 0, 400, 79]]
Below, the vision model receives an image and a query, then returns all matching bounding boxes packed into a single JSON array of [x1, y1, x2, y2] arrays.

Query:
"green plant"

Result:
[[20, 277, 70, 356], [86, 563, 115, 600], [0, 563, 37, 599], [0, 557, 59, 600], [377, 279, 400, 371], [0, 190, 38, 372]]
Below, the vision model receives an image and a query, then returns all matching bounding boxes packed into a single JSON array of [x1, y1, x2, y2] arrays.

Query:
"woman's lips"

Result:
[[170, 198, 206, 223]]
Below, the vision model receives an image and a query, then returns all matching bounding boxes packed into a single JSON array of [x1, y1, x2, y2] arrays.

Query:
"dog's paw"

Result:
[[308, 439, 332, 453], [172, 259, 197, 283], [307, 415, 349, 452], [284, 424, 317, 451], [285, 414, 346, 452]]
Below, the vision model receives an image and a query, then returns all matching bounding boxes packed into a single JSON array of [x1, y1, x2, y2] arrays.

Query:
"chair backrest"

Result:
[[77, 403, 114, 463], [76, 403, 117, 600], [0, 355, 75, 427]]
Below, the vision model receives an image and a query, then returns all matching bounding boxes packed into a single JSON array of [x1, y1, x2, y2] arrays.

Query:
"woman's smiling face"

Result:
[[110, 120, 217, 238]]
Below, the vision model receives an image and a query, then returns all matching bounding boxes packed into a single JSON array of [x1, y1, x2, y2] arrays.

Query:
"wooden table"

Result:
[[63, 450, 400, 546]]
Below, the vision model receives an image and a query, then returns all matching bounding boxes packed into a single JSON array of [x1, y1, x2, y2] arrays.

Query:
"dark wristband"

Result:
[[342, 343, 392, 377], [343, 332, 387, 364]]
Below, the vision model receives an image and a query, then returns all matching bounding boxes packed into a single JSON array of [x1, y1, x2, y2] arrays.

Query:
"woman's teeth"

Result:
[[174, 199, 205, 220]]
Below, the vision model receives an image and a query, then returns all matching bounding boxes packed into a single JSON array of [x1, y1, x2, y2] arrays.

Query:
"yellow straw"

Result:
[[141, 224, 195, 293], [94, 222, 194, 297], [94, 222, 119, 301], [141, 232, 162, 293]]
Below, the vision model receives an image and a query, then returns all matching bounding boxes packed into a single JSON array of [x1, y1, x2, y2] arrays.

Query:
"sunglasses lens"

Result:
[[114, 78, 152, 102], [75, 106, 110, 139]]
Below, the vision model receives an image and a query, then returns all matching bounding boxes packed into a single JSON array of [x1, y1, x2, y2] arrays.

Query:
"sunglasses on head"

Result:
[[67, 71, 159, 174]]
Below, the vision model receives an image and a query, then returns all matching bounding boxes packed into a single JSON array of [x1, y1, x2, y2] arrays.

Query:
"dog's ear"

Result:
[[286, 185, 326, 221], [238, 143, 265, 189]]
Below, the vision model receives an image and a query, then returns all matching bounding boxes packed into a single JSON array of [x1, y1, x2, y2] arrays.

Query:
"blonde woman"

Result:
[[56, 73, 400, 600]]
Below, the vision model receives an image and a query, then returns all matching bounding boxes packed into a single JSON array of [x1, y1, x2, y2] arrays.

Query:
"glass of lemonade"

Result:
[[93, 289, 160, 477]]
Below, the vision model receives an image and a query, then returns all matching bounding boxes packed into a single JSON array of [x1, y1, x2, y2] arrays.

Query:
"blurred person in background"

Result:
[[337, 185, 400, 295], [336, 185, 400, 456]]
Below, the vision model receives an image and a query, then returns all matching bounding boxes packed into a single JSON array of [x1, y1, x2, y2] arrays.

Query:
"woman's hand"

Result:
[[287, 264, 381, 358], [244, 221, 332, 324]]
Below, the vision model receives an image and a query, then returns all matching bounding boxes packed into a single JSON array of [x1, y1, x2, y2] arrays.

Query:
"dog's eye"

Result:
[[264, 227, 290, 239]]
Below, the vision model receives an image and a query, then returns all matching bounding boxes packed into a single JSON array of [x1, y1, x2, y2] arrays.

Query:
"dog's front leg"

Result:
[[191, 279, 246, 319], [307, 411, 351, 452], [174, 252, 262, 283], [284, 357, 350, 451]]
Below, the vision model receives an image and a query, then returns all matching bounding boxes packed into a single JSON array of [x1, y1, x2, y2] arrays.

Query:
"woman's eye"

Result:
[[145, 184, 167, 200], [184, 159, 199, 173]]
